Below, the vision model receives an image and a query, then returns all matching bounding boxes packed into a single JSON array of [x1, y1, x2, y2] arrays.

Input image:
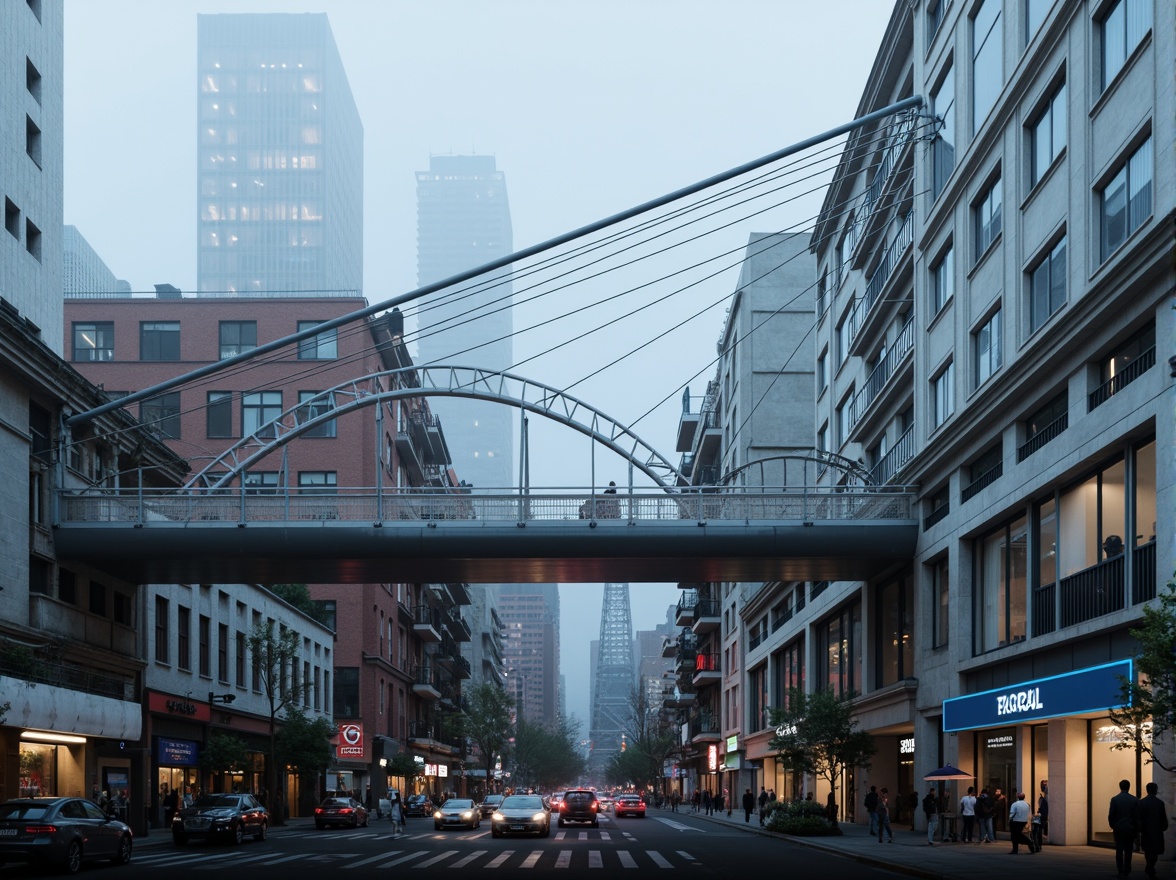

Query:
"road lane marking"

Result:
[[618, 850, 638, 868], [554, 850, 572, 868], [647, 850, 674, 868], [415, 850, 458, 868], [377, 851, 426, 868], [260, 853, 310, 865], [599, 832, 611, 840], [520, 850, 542, 868], [449, 850, 487, 868], [484, 849, 513, 867], [341, 850, 401, 869], [588, 850, 603, 868], [677, 850, 696, 860]]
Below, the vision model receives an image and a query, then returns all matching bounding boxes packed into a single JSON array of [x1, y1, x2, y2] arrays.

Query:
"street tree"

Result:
[[276, 708, 336, 813], [248, 620, 310, 823], [768, 687, 876, 824], [270, 583, 332, 627], [199, 732, 250, 781], [513, 716, 587, 792], [1110, 572, 1176, 772], [607, 684, 675, 793], [460, 682, 515, 791]]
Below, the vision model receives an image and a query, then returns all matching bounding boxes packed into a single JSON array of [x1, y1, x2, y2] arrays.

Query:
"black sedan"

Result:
[[403, 794, 434, 817], [314, 797, 369, 829], [172, 793, 267, 846], [0, 796, 133, 874], [490, 794, 550, 838]]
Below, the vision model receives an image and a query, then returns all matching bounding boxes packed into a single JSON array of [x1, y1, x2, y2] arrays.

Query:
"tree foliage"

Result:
[[768, 687, 875, 817], [1110, 573, 1176, 772], [269, 583, 331, 627], [199, 732, 250, 774], [605, 685, 675, 792], [276, 708, 336, 776], [512, 715, 587, 791], [459, 682, 515, 788]]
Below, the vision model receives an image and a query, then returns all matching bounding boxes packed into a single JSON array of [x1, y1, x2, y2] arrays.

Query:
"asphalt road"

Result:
[[0, 809, 910, 879]]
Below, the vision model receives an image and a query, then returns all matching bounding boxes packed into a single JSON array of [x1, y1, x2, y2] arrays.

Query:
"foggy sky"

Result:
[[62, 0, 896, 728]]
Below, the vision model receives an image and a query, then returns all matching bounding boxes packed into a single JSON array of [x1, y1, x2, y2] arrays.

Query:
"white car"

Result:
[[434, 798, 480, 830]]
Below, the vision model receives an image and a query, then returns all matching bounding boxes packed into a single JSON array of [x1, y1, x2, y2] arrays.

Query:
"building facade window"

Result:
[[817, 350, 827, 391], [199, 615, 211, 677], [1025, 0, 1050, 42], [817, 602, 861, 697], [749, 665, 768, 732], [298, 471, 337, 493], [298, 391, 337, 438], [297, 321, 338, 360], [334, 667, 359, 718], [927, 0, 948, 49], [974, 176, 1002, 259], [155, 596, 169, 663], [72, 322, 114, 361], [219, 320, 257, 359], [140, 321, 180, 361], [1099, 135, 1153, 262], [974, 308, 1002, 387], [931, 244, 953, 313], [971, 0, 1003, 134], [218, 622, 229, 683], [236, 631, 246, 687], [1100, 0, 1152, 91], [177, 605, 191, 671], [931, 64, 956, 199], [1029, 81, 1066, 188], [1028, 236, 1066, 333], [141, 392, 182, 439], [932, 361, 955, 428], [207, 391, 233, 438], [244, 471, 280, 494], [932, 557, 950, 648], [837, 392, 853, 446], [771, 640, 804, 710], [242, 390, 282, 438], [974, 515, 1028, 653], [876, 576, 914, 686]]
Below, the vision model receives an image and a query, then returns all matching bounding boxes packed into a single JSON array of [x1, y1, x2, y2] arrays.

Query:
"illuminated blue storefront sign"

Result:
[[942, 659, 1132, 732], [157, 737, 200, 766]]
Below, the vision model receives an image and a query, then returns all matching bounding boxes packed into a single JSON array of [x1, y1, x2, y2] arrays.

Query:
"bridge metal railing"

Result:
[[56, 484, 917, 527]]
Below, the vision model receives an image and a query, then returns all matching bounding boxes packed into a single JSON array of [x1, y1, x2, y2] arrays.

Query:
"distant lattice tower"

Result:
[[589, 582, 634, 775]]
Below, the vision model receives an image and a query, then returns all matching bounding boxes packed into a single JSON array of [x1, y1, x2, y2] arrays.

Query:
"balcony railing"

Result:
[[1060, 555, 1125, 629], [849, 213, 913, 346], [1016, 413, 1068, 463], [961, 463, 1002, 503], [868, 424, 916, 486], [853, 112, 917, 257], [923, 502, 949, 530], [1088, 346, 1155, 411], [851, 318, 914, 429]]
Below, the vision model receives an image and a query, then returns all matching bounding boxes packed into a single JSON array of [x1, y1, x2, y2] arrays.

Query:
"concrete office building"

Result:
[[715, 0, 1172, 845], [196, 13, 362, 297], [63, 225, 130, 296], [499, 584, 561, 726], [1, 0, 63, 354]]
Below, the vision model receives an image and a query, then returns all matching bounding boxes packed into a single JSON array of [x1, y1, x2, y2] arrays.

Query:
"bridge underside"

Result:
[[54, 519, 919, 585]]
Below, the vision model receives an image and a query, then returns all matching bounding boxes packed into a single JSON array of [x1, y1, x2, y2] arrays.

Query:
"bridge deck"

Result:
[[54, 488, 919, 585]]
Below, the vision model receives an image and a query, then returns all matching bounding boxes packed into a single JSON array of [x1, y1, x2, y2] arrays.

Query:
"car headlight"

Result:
[[491, 812, 504, 822], [462, 811, 473, 819], [433, 811, 442, 819], [533, 813, 547, 822]]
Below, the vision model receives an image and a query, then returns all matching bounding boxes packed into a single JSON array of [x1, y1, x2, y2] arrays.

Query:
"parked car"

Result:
[[557, 789, 600, 827], [433, 798, 480, 830], [171, 793, 267, 846], [0, 796, 133, 874], [615, 793, 647, 817], [403, 794, 435, 818], [478, 794, 504, 817], [490, 794, 550, 838], [314, 797, 369, 829]]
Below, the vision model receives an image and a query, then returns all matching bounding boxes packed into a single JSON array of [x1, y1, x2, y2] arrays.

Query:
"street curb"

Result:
[[678, 809, 943, 880]]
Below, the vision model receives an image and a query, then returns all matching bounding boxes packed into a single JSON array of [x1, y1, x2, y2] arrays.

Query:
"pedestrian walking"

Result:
[[703, 789, 712, 815], [959, 785, 977, 842], [388, 790, 406, 838], [877, 787, 893, 843], [1109, 779, 1141, 876], [691, 788, 701, 813], [1139, 781, 1168, 878], [1009, 791, 1036, 854], [1032, 780, 1048, 851], [864, 785, 879, 837], [923, 785, 939, 845], [757, 787, 769, 826], [976, 787, 995, 843], [742, 787, 755, 824]]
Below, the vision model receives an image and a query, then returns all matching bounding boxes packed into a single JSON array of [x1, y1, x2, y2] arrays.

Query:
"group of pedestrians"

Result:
[[1109, 779, 1168, 878], [864, 785, 894, 842]]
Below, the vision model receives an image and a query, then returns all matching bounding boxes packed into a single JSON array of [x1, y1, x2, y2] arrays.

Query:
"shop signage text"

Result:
[[942, 659, 1132, 732], [337, 723, 364, 759], [900, 737, 914, 754], [707, 744, 719, 772], [157, 737, 199, 767]]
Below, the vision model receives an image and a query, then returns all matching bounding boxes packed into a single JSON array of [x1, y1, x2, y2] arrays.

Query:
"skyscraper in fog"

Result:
[[499, 584, 561, 726], [196, 13, 362, 296], [415, 155, 514, 490]]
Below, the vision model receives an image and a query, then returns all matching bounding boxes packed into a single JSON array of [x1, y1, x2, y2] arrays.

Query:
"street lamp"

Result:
[[208, 692, 236, 704]]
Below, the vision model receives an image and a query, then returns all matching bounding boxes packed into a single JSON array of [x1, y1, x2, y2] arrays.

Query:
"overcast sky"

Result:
[[63, 0, 895, 730]]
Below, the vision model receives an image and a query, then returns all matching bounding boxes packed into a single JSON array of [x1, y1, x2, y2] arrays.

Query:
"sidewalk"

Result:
[[677, 805, 1167, 880]]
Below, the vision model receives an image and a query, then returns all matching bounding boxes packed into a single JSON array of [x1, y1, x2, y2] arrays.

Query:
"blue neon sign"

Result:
[[942, 659, 1132, 732]]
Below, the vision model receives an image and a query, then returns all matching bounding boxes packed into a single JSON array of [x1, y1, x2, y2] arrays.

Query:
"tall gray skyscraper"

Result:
[[196, 13, 362, 296], [499, 584, 561, 726], [63, 226, 130, 296], [415, 155, 514, 490]]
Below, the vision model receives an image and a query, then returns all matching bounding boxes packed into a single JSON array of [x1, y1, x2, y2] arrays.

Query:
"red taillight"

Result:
[[314, 808, 323, 815], [591, 803, 598, 812], [340, 808, 352, 814], [638, 801, 646, 809], [24, 824, 57, 835]]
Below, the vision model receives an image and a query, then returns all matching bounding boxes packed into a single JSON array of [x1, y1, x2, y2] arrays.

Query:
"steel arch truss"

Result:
[[187, 365, 681, 490]]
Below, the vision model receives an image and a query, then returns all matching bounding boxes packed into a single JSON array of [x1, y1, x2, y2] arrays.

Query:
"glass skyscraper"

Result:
[[415, 155, 514, 490], [196, 13, 362, 296]]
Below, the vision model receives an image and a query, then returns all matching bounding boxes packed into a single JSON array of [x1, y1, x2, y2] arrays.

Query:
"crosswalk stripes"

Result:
[[133, 843, 700, 870]]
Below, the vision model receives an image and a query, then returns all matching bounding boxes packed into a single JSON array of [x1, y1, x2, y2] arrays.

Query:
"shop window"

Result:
[[18, 741, 56, 796], [974, 515, 1028, 653]]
